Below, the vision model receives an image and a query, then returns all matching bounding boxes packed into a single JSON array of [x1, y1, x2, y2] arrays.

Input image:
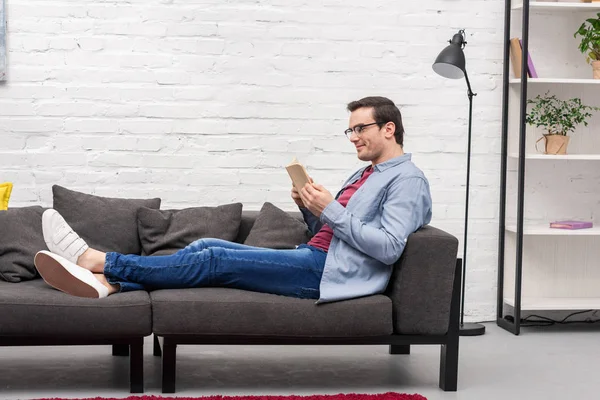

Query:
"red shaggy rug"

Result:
[[35, 392, 427, 400]]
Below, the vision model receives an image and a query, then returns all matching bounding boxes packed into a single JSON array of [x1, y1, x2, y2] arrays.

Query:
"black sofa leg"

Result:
[[389, 345, 410, 354], [162, 339, 177, 393], [153, 335, 162, 357], [439, 259, 462, 391], [112, 344, 129, 356], [129, 337, 144, 393], [439, 342, 458, 391]]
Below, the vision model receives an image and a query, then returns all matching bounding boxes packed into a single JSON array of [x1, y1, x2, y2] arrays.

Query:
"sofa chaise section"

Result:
[[0, 279, 152, 393]]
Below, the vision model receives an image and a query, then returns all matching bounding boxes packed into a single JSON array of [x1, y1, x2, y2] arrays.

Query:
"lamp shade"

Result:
[[432, 33, 467, 79]]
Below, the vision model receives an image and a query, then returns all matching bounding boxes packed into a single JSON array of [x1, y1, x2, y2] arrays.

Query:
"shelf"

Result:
[[504, 296, 600, 311], [506, 224, 600, 235], [512, 2, 600, 11], [509, 153, 600, 160], [510, 78, 600, 84]]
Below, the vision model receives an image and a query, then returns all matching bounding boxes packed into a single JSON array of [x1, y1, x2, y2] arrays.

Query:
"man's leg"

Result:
[[38, 208, 325, 298], [102, 244, 326, 299], [78, 238, 271, 293], [172, 238, 267, 257]]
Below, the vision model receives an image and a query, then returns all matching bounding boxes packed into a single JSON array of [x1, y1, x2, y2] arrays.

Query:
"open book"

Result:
[[285, 157, 311, 192]]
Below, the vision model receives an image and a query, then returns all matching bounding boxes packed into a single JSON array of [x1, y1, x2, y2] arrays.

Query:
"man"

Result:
[[34, 96, 432, 303]]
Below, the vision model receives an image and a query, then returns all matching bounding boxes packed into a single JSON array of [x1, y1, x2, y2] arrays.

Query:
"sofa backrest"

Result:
[[234, 210, 305, 243]]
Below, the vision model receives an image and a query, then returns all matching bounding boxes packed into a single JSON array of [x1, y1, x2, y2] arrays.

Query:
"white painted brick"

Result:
[[36, 102, 106, 117], [10, 20, 61, 34], [49, 37, 78, 51], [76, 37, 105, 52], [120, 119, 173, 135], [64, 119, 119, 134], [60, 20, 95, 34], [167, 23, 218, 38], [2, 0, 506, 322], [0, 102, 36, 116], [3, 136, 26, 150], [4, 119, 63, 133], [82, 136, 163, 152]]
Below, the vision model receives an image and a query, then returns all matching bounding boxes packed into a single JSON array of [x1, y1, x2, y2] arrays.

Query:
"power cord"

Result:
[[505, 310, 600, 327]]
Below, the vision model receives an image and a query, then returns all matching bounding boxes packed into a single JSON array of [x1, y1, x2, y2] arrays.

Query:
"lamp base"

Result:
[[459, 322, 486, 336]]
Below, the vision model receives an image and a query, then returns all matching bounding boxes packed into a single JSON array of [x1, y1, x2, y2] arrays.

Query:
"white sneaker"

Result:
[[42, 209, 89, 264], [34, 251, 108, 298]]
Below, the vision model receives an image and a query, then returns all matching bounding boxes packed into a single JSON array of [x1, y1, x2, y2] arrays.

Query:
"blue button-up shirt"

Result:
[[300, 153, 432, 304]]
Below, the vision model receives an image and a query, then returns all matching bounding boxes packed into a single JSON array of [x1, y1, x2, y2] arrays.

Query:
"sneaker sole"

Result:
[[34, 252, 100, 298]]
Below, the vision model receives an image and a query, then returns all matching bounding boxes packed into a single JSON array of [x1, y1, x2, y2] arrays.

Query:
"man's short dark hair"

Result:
[[347, 96, 404, 146]]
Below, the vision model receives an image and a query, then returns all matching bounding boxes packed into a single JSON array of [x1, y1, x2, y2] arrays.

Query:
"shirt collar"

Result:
[[372, 153, 412, 172]]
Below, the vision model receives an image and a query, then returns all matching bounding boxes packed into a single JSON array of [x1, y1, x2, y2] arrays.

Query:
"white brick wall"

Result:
[[0, 0, 505, 321]]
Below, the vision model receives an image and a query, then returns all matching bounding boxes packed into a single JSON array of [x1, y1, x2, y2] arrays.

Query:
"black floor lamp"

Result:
[[432, 29, 486, 337]]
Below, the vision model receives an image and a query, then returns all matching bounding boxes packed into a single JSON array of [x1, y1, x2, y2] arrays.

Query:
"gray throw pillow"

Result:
[[0, 206, 48, 282], [244, 202, 311, 249], [52, 185, 161, 255], [137, 203, 243, 256]]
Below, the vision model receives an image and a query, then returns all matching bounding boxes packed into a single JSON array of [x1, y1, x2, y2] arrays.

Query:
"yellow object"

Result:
[[0, 182, 13, 210]]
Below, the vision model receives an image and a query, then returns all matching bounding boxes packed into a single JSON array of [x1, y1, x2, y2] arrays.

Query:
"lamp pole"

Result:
[[433, 30, 485, 336]]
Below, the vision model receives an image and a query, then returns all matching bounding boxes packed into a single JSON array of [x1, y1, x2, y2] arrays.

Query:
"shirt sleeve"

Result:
[[319, 176, 432, 265], [300, 206, 324, 235]]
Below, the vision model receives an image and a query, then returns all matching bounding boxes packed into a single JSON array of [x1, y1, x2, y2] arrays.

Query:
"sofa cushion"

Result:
[[52, 185, 161, 255], [235, 210, 306, 243], [150, 288, 393, 336], [243, 202, 311, 249], [137, 203, 243, 256], [0, 206, 47, 282], [0, 279, 152, 337]]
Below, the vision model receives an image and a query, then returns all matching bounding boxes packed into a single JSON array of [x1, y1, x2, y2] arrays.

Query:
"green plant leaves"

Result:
[[525, 91, 600, 136], [574, 12, 600, 64]]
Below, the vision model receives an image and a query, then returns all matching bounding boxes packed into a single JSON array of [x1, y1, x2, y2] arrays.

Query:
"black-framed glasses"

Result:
[[344, 122, 381, 138]]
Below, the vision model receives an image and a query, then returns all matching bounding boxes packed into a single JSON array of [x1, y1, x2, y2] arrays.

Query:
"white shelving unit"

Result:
[[504, 297, 600, 310], [498, 0, 600, 334], [512, 2, 600, 11], [510, 78, 600, 84], [508, 153, 600, 160], [505, 225, 600, 235]]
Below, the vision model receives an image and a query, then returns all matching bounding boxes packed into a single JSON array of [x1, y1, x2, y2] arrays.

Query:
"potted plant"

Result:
[[574, 12, 600, 79], [526, 91, 600, 155]]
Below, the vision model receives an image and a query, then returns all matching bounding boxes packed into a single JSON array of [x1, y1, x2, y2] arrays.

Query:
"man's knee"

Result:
[[185, 238, 209, 252]]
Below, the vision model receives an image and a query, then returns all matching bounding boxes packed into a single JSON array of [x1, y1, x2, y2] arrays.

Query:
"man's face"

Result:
[[347, 107, 385, 163]]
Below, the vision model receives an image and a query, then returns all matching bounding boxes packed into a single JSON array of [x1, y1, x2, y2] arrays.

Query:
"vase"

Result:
[[536, 134, 570, 155], [593, 61, 600, 79]]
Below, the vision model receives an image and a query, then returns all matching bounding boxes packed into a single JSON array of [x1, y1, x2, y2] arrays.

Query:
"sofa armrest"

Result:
[[384, 225, 459, 335]]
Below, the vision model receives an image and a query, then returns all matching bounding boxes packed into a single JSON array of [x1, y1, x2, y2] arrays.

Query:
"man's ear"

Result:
[[385, 122, 396, 139]]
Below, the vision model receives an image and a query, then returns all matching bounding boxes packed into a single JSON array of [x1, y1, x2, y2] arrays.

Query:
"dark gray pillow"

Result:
[[137, 203, 243, 256], [52, 185, 161, 255], [0, 206, 48, 282], [244, 202, 311, 249]]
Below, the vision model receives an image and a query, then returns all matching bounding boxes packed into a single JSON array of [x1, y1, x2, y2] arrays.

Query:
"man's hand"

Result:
[[299, 182, 334, 218], [291, 177, 313, 208], [291, 186, 305, 207]]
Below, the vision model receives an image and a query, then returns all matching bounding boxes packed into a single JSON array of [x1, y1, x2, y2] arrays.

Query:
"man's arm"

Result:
[[300, 207, 324, 235], [320, 177, 432, 265]]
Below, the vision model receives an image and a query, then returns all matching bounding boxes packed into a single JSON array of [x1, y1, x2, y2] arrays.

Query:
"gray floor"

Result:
[[1, 322, 599, 400]]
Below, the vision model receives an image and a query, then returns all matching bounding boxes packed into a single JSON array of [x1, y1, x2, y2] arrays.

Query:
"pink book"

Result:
[[519, 39, 538, 78], [549, 220, 593, 230]]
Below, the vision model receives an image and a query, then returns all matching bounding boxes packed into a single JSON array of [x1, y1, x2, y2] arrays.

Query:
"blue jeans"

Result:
[[104, 238, 327, 299]]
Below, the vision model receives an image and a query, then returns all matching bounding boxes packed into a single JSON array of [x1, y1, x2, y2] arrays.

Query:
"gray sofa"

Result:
[[0, 189, 460, 394]]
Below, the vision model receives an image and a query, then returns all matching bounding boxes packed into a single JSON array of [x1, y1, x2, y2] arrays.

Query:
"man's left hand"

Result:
[[299, 182, 334, 218]]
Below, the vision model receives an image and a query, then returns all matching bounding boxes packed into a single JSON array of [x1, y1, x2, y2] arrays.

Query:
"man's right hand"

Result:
[[291, 185, 305, 207], [291, 177, 313, 208]]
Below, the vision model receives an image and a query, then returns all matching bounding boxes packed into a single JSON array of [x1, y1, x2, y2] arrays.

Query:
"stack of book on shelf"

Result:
[[510, 37, 538, 78], [549, 220, 594, 230]]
